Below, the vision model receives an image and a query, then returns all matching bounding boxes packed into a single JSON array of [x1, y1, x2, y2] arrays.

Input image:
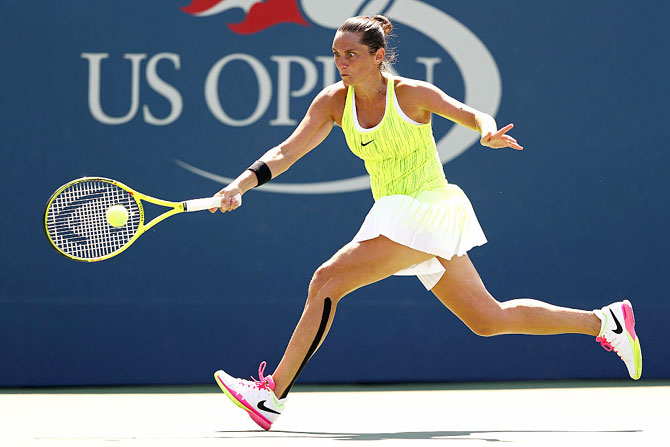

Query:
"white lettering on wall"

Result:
[[83, 52, 442, 127], [82, 52, 182, 126], [143, 53, 183, 126], [270, 56, 318, 126], [415, 57, 442, 85], [205, 53, 272, 127], [82, 53, 146, 125], [315, 56, 337, 88]]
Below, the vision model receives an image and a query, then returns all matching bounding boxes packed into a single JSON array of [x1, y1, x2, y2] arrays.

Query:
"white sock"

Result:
[[592, 309, 607, 336]]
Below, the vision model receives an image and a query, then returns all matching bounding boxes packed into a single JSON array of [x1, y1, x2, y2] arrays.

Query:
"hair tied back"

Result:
[[372, 15, 393, 35]]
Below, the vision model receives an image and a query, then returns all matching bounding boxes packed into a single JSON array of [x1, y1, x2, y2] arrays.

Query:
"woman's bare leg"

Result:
[[431, 254, 601, 337], [272, 236, 434, 399]]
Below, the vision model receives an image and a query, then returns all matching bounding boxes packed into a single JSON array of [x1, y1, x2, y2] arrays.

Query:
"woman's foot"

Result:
[[594, 300, 642, 380], [214, 361, 287, 430]]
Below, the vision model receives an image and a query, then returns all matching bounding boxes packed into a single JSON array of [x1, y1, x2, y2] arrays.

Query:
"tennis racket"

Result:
[[44, 177, 222, 262]]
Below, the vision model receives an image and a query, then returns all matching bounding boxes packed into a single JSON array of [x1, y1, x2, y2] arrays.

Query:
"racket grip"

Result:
[[183, 196, 222, 212]]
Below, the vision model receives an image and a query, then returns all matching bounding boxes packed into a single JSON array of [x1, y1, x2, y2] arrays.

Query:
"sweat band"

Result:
[[281, 297, 332, 399], [247, 160, 272, 187]]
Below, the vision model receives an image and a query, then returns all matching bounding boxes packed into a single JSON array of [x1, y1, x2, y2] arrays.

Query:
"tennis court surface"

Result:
[[3, 381, 667, 446]]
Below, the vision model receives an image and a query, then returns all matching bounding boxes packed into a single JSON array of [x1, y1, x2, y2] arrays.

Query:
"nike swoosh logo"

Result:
[[257, 400, 281, 414], [609, 309, 623, 334], [361, 140, 375, 146]]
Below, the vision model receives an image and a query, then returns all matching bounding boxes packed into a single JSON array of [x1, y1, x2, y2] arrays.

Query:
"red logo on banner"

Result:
[[181, 0, 309, 34]]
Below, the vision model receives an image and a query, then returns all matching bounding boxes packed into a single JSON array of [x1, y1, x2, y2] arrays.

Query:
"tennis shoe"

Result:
[[214, 361, 286, 430], [594, 300, 642, 380]]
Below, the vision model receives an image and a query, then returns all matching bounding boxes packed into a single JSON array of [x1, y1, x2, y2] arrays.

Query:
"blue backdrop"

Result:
[[1, 0, 667, 386]]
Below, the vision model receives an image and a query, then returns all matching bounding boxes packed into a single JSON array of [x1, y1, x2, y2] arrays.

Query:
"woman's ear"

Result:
[[375, 47, 385, 66]]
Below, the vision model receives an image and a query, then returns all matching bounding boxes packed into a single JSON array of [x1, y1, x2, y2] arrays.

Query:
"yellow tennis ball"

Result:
[[106, 204, 129, 227]]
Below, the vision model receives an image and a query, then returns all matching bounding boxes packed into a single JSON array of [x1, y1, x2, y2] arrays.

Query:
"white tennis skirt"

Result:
[[352, 184, 487, 290]]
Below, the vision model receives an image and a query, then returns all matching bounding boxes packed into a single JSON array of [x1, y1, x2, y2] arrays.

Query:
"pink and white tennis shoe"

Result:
[[214, 361, 286, 430], [594, 300, 642, 380]]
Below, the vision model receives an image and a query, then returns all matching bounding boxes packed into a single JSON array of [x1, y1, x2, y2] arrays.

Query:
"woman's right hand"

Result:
[[209, 184, 242, 213]]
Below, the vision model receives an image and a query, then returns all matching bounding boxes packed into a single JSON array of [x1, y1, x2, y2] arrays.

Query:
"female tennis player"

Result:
[[210, 15, 642, 430]]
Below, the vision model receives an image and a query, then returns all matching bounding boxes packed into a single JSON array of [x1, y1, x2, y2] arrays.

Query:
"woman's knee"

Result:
[[309, 263, 332, 294], [467, 319, 499, 337], [462, 301, 506, 337], [308, 263, 344, 304]]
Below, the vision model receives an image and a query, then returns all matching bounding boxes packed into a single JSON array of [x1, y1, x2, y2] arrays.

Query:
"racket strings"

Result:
[[46, 180, 141, 260]]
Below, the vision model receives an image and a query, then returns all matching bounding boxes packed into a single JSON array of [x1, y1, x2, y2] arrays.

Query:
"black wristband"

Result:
[[247, 160, 272, 187]]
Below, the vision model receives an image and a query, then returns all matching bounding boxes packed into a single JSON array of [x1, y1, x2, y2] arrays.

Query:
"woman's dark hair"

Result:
[[338, 15, 396, 71]]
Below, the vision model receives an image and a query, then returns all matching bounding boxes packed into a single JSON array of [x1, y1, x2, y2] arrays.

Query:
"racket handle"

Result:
[[183, 196, 222, 212]]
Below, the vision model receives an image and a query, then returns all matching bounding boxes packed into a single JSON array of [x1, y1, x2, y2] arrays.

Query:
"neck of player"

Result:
[[354, 71, 388, 104]]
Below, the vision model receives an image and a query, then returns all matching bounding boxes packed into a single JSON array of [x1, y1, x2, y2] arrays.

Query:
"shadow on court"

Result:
[[214, 429, 641, 442], [4, 384, 662, 446]]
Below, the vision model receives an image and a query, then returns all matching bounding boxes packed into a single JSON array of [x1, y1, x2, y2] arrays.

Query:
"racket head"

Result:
[[44, 177, 144, 262]]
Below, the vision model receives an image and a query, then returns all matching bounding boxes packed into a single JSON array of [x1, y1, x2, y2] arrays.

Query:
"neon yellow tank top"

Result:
[[341, 76, 447, 201]]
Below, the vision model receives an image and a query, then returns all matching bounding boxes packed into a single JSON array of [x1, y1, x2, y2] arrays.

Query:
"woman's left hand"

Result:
[[480, 123, 523, 150]]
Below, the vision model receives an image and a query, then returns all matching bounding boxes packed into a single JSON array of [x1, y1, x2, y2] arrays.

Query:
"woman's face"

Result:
[[332, 31, 384, 86]]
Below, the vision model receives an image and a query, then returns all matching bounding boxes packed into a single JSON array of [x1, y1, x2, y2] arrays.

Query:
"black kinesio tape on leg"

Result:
[[281, 297, 332, 399], [247, 160, 272, 187]]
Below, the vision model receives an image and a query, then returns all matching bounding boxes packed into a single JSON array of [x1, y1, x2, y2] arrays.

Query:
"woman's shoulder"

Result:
[[392, 75, 451, 114], [319, 81, 347, 100], [309, 81, 347, 124], [392, 75, 437, 95], [390, 75, 440, 122], [310, 81, 347, 108], [318, 81, 347, 108]]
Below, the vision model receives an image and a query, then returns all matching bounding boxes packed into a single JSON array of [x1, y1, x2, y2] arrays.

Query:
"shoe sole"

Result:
[[622, 300, 642, 380], [214, 371, 272, 430]]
